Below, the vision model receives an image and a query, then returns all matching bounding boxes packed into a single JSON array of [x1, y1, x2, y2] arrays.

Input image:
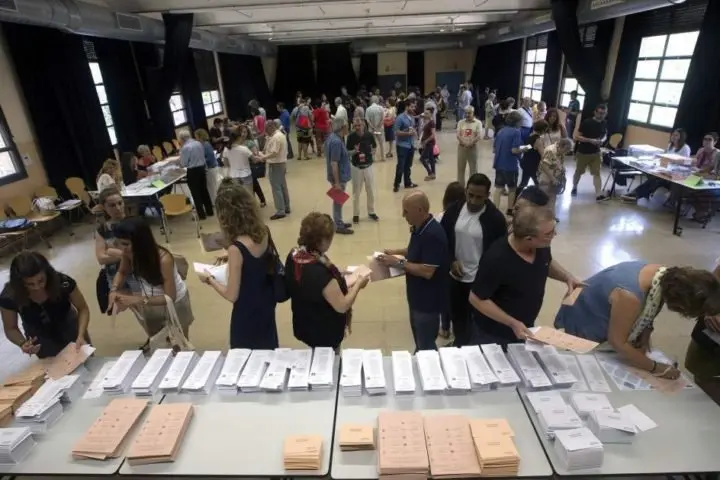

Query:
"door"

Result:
[[378, 74, 407, 97], [435, 71, 467, 109]]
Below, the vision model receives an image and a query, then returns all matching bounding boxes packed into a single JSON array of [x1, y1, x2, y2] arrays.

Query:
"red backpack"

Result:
[[296, 113, 310, 129]]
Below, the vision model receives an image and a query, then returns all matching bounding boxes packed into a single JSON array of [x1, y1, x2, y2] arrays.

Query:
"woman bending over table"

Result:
[[554, 261, 720, 380]]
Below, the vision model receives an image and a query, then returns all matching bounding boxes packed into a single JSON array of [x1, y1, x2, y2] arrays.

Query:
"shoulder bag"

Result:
[[266, 229, 290, 303]]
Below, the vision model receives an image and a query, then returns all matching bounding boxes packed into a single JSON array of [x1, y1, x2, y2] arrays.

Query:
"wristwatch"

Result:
[[397, 259, 406, 270]]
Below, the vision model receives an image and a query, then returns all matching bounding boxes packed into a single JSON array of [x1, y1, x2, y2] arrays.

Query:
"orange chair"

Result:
[[152, 146, 164, 162], [163, 141, 175, 156], [159, 194, 200, 240], [172, 139, 180, 151]]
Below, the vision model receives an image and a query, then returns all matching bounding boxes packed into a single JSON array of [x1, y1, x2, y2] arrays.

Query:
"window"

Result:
[[628, 31, 699, 128], [0, 107, 26, 185], [169, 93, 187, 127], [202, 90, 223, 117], [560, 78, 586, 110], [88, 62, 117, 146], [522, 34, 548, 102]]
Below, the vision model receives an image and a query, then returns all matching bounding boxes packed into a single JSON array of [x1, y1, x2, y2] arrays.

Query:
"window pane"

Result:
[[526, 49, 536, 63], [532, 76, 543, 89], [210, 90, 220, 102], [0, 151, 18, 177], [534, 63, 545, 76], [628, 102, 650, 123], [531, 89, 542, 102], [577, 84, 585, 95], [88, 62, 103, 85], [560, 93, 571, 108], [654, 82, 684, 106], [169, 94, 184, 112], [523, 88, 532, 99], [563, 78, 578, 92], [630, 80, 656, 102], [173, 110, 187, 126], [202, 91, 212, 105], [101, 105, 114, 127], [525, 63, 534, 75], [523, 76, 533, 88], [635, 60, 660, 79], [577, 95, 585, 109], [535, 48, 547, 62], [639, 34, 667, 57], [0, 132, 6, 149], [204, 104, 214, 117], [107, 127, 117, 146], [213, 102, 222, 114], [660, 59, 690, 80], [666, 31, 699, 57], [95, 85, 108, 105], [649, 105, 677, 128]]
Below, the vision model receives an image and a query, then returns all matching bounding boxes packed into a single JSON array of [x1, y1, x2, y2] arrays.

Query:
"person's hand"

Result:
[[654, 363, 681, 380], [116, 294, 144, 307], [450, 261, 464, 278], [357, 274, 370, 289], [704, 315, 720, 332], [565, 277, 586, 298], [74, 337, 87, 350], [20, 337, 40, 356], [333, 183, 342, 190], [376, 254, 401, 267], [106, 291, 119, 314], [511, 320, 532, 340], [197, 270, 212, 284]]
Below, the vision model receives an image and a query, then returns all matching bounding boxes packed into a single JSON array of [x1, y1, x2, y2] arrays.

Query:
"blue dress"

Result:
[[230, 241, 279, 349]]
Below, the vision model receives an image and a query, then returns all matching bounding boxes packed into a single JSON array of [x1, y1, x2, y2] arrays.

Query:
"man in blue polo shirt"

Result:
[[326, 117, 353, 235], [378, 191, 449, 351], [393, 101, 419, 193]]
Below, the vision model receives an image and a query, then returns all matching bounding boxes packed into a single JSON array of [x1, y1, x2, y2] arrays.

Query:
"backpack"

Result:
[[296, 113, 310, 129], [383, 110, 394, 127]]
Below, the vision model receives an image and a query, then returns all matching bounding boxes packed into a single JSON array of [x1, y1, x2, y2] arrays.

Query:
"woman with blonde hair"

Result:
[[96, 159, 123, 191], [198, 178, 280, 349]]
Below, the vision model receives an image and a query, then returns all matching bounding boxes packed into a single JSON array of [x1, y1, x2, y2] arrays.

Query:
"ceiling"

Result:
[[108, 0, 550, 45]]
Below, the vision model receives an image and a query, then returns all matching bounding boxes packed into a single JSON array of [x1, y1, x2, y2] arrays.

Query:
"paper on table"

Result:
[[72, 398, 148, 459], [1, 363, 46, 387], [576, 355, 612, 392], [43, 343, 95, 380], [82, 361, 116, 399], [338, 424, 374, 451], [192, 262, 228, 286], [424, 415, 481, 477], [469, 418, 514, 438], [0, 385, 32, 412], [126, 403, 194, 465], [377, 411, 428, 475], [617, 404, 657, 432], [530, 327, 599, 354]]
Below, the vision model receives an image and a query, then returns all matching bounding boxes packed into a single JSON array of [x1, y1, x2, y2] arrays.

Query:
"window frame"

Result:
[[627, 30, 698, 130], [560, 76, 586, 111], [521, 46, 547, 103], [88, 61, 118, 147], [0, 105, 28, 187], [202, 89, 223, 118], [169, 93, 188, 127]]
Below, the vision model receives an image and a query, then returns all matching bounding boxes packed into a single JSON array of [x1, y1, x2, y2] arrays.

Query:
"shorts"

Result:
[[494, 170, 518, 188], [384, 125, 395, 142], [575, 152, 602, 175], [296, 127, 312, 144]]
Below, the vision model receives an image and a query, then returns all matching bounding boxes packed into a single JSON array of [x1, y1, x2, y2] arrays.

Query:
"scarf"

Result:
[[629, 267, 667, 347], [291, 247, 348, 295]]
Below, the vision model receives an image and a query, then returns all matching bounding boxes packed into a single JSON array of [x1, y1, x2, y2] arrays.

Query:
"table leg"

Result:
[[609, 167, 618, 197], [673, 189, 684, 236]]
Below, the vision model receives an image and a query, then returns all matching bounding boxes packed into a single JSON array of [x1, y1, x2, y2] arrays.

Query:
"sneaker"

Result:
[[336, 227, 354, 235], [352, 216, 360, 224], [393, 185, 399, 193], [424, 175, 436, 181], [571, 188, 578, 196], [405, 183, 418, 189], [270, 214, 286, 220], [285, 209, 291, 214], [596, 194, 610, 203], [621, 194, 637, 203], [343, 222, 352, 228], [369, 213, 380, 221]]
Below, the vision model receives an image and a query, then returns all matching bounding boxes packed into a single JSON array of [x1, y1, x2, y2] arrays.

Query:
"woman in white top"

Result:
[[544, 108, 568, 147], [667, 128, 692, 157], [96, 159, 122, 191], [108, 217, 194, 349], [222, 125, 254, 192]]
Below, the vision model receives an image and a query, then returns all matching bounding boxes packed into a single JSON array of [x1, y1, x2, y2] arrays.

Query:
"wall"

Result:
[[624, 124, 670, 148], [378, 51, 407, 76], [0, 25, 48, 202], [424, 49, 474, 92]]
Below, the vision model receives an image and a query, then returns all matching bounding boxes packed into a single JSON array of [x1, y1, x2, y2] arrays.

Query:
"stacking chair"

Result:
[[152, 146, 164, 162], [159, 194, 200, 240], [172, 139, 180, 151], [34, 185, 59, 200], [163, 141, 175, 156], [3, 196, 55, 249], [0, 209, 46, 252]]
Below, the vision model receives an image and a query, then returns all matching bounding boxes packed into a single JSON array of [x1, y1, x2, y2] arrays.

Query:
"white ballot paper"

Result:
[[481, 343, 521, 388], [132, 349, 174, 396], [616, 404, 657, 432], [82, 361, 116, 399], [534, 346, 577, 388], [569, 393, 614, 418], [362, 349, 387, 396], [0, 427, 35, 464], [439, 347, 471, 394], [553, 427, 604, 470], [340, 349, 364, 397], [507, 343, 552, 390], [159, 351, 198, 392], [391, 351, 416, 395], [461, 345, 498, 391], [556, 354, 589, 391], [577, 355, 612, 392], [526, 390, 568, 413], [259, 348, 293, 392], [102, 350, 146, 394], [537, 406, 584, 439], [181, 350, 222, 394], [416, 350, 447, 393], [308, 347, 334, 390], [287, 349, 313, 391], [587, 410, 636, 444], [215, 349, 251, 390], [192, 262, 228, 286], [237, 350, 273, 392]]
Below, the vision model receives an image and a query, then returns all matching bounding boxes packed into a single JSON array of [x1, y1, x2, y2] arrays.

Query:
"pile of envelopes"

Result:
[[377, 411, 428, 480], [469, 418, 520, 477], [72, 398, 148, 460], [338, 424, 374, 451], [425, 415, 481, 478], [283, 435, 323, 470], [126, 403, 194, 465]]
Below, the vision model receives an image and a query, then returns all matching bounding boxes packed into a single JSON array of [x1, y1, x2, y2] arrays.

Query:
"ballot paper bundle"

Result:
[[158, 352, 198, 394], [460, 345, 499, 391], [287, 349, 313, 391], [362, 349, 387, 396], [471, 431, 520, 476], [480, 344, 521, 389], [1, 363, 46, 388], [215, 349, 251, 393], [438, 348, 471, 394], [0, 406, 12, 427], [507, 343, 552, 390], [0, 385, 34, 413], [587, 410, 637, 444], [72, 398, 148, 460], [82, 361, 116, 400], [308, 347, 335, 391], [391, 351, 416, 395], [181, 351, 223, 394], [338, 423, 375, 451], [102, 350, 147, 395], [415, 350, 447, 394], [537, 406, 584, 439], [54, 373, 87, 404], [132, 349, 174, 396], [340, 349, 363, 397], [0, 427, 35, 464], [424, 415, 482, 478], [526, 390, 569, 414], [553, 427, 604, 470], [126, 403, 194, 465], [260, 349, 293, 392], [569, 393, 614, 419], [533, 346, 577, 388], [283, 435, 323, 471], [377, 411, 428, 477], [237, 350, 272, 392], [44, 343, 96, 380], [14, 379, 66, 434]]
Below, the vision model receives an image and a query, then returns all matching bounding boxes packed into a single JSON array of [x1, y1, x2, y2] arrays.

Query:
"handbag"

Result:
[[96, 270, 110, 315], [266, 229, 290, 303], [135, 295, 195, 354], [251, 160, 267, 179]]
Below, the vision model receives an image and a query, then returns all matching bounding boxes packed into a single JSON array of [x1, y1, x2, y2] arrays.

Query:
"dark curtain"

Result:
[[2, 23, 113, 194], [358, 53, 378, 92], [407, 51, 425, 94], [246, 55, 274, 117], [181, 50, 207, 131], [218, 54, 273, 120], [93, 37, 153, 154], [541, 32, 562, 107], [274, 45, 315, 107], [606, 16, 643, 138], [132, 42, 174, 145], [316, 43, 357, 100], [470, 40, 523, 99], [674, 0, 720, 150]]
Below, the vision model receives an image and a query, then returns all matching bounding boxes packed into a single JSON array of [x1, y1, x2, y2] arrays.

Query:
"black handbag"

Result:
[[251, 161, 267, 179], [266, 229, 289, 303], [96, 270, 110, 315]]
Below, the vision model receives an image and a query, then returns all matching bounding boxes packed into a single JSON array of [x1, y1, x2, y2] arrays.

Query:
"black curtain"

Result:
[[358, 53, 378, 92], [407, 51, 425, 94], [470, 40, 523, 99], [93, 37, 153, 154], [674, 0, 720, 150], [181, 50, 207, 131], [132, 42, 174, 145], [605, 17, 642, 138], [316, 43, 357, 100], [246, 55, 274, 117], [541, 32, 563, 107], [274, 45, 315, 107], [2, 23, 113, 194], [218, 54, 273, 120]]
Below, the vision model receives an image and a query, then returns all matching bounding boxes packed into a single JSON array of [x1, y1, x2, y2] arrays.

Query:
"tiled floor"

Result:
[[1, 127, 719, 371]]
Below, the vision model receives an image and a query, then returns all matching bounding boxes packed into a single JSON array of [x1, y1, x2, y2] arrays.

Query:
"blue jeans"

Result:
[[394, 145, 414, 187], [420, 145, 436, 176], [633, 178, 669, 199], [410, 310, 440, 352], [332, 182, 347, 227]]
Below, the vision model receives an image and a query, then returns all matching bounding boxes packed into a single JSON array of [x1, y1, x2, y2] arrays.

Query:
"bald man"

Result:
[[378, 191, 449, 351]]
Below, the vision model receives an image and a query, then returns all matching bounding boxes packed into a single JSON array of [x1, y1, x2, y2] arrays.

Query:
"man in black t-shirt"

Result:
[[572, 104, 609, 202], [469, 205, 581, 349], [346, 117, 378, 224]]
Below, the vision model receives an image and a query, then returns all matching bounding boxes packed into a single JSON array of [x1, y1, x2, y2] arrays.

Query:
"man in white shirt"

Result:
[[456, 106, 483, 183], [258, 121, 290, 220], [365, 95, 386, 160], [333, 97, 348, 123], [518, 97, 534, 141]]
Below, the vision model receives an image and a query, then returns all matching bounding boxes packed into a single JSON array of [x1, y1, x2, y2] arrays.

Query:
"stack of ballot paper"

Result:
[[362, 349, 387, 396], [533, 346, 577, 389], [288, 349, 313, 391], [530, 327, 599, 354], [260, 349, 293, 392], [526, 391, 568, 413], [377, 411, 428, 478], [0, 405, 12, 427], [181, 351, 222, 394], [237, 350, 273, 392], [461, 345, 499, 391], [438, 348, 471, 394], [14, 379, 66, 434], [54, 373, 86, 404], [44, 343, 96, 379], [469, 418, 515, 440], [391, 351, 416, 395], [415, 350, 447, 394], [126, 403, 194, 465], [308, 347, 334, 391], [340, 349, 363, 397], [338, 424, 375, 451], [132, 349, 174, 397], [215, 349, 251, 393], [481, 344, 521, 389], [587, 410, 636, 444], [0, 385, 33, 413], [425, 415, 481, 478], [82, 361, 116, 400], [0, 427, 35, 464], [72, 398, 148, 460], [102, 350, 146, 395], [537, 406, 584, 439], [569, 393, 614, 419], [283, 435, 323, 471], [470, 426, 520, 477], [507, 344, 552, 390], [2, 363, 46, 388], [159, 352, 198, 394], [553, 427, 604, 470]]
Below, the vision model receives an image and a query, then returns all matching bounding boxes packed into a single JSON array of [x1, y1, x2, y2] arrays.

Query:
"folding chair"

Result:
[[0, 204, 52, 250], [159, 194, 201, 240], [152, 146, 164, 162], [163, 141, 175, 156], [172, 139, 180, 151]]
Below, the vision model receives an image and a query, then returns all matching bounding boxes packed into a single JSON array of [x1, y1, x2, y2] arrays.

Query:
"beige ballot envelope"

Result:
[[366, 252, 406, 282], [343, 265, 373, 288]]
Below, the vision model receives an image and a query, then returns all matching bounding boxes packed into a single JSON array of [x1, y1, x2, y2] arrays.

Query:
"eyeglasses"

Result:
[[703, 137, 715, 142]]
